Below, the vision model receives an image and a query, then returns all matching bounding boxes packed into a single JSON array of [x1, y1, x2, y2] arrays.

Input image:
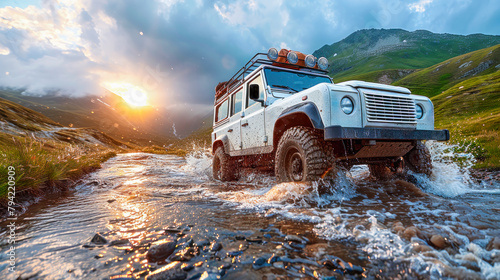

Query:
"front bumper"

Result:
[[324, 125, 450, 141]]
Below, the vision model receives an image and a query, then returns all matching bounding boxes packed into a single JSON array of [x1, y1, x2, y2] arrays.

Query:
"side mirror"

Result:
[[249, 84, 265, 106], [249, 84, 260, 100]]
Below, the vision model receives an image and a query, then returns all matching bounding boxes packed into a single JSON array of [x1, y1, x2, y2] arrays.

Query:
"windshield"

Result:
[[264, 68, 332, 93]]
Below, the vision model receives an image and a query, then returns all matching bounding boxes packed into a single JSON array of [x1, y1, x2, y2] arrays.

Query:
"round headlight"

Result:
[[305, 54, 316, 67], [287, 51, 298, 64], [416, 104, 424, 119], [267, 47, 278, 61], [318, 57, 328, 70], [341, 97, 354, 114]]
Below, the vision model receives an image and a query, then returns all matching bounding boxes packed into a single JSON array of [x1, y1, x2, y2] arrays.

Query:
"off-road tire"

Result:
[[275, 126, 334, 182], [213, 147, 239, 181], [368, 164, 394, 181], [404, 141, 432, 176]]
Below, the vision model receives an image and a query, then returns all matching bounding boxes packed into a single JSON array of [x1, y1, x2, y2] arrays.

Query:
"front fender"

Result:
[[212, 135, 230, 154], [278, 102, 324, 129]]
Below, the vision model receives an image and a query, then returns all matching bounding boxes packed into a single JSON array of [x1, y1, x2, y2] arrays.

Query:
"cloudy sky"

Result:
[[0, 0, 499, 111]]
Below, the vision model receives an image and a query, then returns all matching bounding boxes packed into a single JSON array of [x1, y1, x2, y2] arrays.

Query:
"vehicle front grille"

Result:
[[364, 92, 416, 124]]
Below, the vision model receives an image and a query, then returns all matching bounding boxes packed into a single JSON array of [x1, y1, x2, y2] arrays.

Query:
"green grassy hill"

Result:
[[387, 45, 500, 168], [0, 97, 134, 198], [394, 44, 500, 97], [314, 29, 500, 83], [432, 71, 500, 169]]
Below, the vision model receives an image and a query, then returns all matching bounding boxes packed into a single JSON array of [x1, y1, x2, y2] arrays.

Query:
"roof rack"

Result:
[[215, 53, 328, 104]]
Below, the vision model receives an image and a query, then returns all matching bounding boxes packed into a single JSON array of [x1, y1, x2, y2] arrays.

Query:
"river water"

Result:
[[0, 142, 499, 279]]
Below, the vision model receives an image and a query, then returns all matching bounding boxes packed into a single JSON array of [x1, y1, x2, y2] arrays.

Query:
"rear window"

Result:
[[215, 99, 229, 122]]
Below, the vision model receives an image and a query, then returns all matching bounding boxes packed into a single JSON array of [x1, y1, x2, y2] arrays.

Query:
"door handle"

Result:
[[241, 123, 249, 127], [228, 129, 233, 132]]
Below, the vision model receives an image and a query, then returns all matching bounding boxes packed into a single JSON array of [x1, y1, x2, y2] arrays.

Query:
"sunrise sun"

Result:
[[103, 82, 149, 107]]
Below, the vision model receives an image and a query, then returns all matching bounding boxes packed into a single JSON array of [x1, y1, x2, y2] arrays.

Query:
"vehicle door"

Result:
[[241, 74, 267, 150], [226, 88, 244, 151]]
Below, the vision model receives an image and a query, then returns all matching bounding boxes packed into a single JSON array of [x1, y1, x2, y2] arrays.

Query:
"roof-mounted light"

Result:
[[287, 51, 298, 64], [317, 57, 328, 70], [305, 54, 316, 68], [267, 47, 278, 61]]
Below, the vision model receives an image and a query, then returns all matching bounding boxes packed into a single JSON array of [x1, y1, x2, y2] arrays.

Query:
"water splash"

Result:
[[181, 146, 213, 179], [411, 141, 500, 197]]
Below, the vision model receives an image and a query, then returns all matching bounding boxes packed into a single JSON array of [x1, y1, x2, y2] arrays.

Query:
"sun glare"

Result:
[[104, 82, 149, 107]]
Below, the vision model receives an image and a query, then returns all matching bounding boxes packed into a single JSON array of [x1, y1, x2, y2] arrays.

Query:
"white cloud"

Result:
[[408, 0, 433, 13]]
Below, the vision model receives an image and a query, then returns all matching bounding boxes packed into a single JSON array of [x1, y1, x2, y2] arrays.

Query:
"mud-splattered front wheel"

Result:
[[275, 127, 334, 182]]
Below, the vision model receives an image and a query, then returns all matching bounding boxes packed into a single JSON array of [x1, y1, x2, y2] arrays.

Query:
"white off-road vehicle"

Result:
[[212, 48, 449, 182]]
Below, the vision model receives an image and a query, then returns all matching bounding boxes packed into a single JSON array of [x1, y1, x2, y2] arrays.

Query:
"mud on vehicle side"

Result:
[[212, 48, 449, 182]]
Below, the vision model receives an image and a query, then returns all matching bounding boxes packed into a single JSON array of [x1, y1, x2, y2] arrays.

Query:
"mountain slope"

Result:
[[314, 29, 500, 82], [0, 97, 132, 198], [0, 89, 176, 146], [432, 70, 500, 169], [394, 44, 500, 97]]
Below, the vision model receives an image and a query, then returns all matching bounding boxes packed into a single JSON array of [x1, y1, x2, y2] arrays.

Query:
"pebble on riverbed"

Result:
[[146, 239, 177, 262], [430, 234, 446, 249], [90, 233, 107, 245]]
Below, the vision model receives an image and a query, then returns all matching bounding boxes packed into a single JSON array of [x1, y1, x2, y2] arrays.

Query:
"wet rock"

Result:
[[288, 241, 305, 250], [90, 233, 107, 245], [413, 244, 433, 253], [487, 236, 500, 251], [322, 259, 340, 270], [164, 228, 182, 234], [146, 262, 187, 280], [273, 262, 284, 269], [392, 221, 405, 234], [285, 235, 305, 243], [252, 257, 267, 269], [210, 241, 223, 251], [181, 263, 194, 271], [347, 265, 365, 275], [195, 239, 210, 248], [430, 235, 446, 249], [403, 226, 420, 240], [267, 254, 280, 264], [246, 237, 263, 243], [108, 239, 130, 246], [219, 263, 232, 270], [146, 240, 177, 262], [94, 254, 104, 259], [461, 260, 481, 272]]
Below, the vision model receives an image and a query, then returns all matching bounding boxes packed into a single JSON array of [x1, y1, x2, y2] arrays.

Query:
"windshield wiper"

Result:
[[271, 84, 298, 92]]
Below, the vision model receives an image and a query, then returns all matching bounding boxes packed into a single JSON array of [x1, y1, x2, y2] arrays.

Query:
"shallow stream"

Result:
[[0, 142, 499, 279]]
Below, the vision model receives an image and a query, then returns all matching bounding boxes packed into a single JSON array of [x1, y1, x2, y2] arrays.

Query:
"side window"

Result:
[[246, 75, 265, 108], [215, 99, 229, 122], [231, 89, 243, 116]]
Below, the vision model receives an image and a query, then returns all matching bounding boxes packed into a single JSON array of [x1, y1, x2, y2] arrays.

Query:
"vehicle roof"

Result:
[[215, 52, 328, 104]]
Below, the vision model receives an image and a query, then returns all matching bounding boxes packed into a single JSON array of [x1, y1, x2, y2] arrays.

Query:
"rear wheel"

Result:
[[404, 141, 432, 176], [275, 127, 334, 182], [213, 147, 239, 181]]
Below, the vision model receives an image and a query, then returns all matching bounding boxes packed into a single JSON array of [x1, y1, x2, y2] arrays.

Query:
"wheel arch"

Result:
[[273, 103, 325, 150], [212, 135, 229, 155]]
